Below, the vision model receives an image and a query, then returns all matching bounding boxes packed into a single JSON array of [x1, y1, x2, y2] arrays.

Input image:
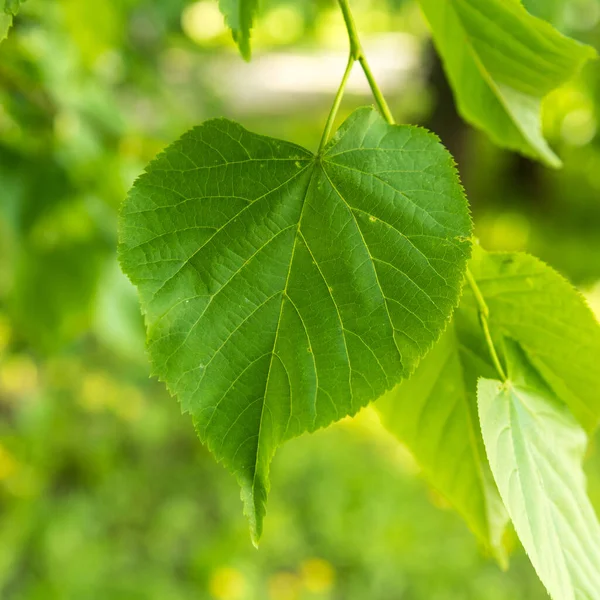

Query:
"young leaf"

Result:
[[418, 0, 595, 167], [119, 107, 472, 543], [478, 341, 600, 600], [377, 323, 509, 563], [218, 0, 258, 60], [467, 246, 600, 431]]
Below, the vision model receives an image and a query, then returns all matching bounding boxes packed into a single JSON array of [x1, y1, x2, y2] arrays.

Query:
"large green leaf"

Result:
[[478, 341, 600, 600], [418, 0, 595, 167], [467, 246, 600, 431], [377, 323, 509, 563], [218, 0, 258, 60], [119, 107, 472, 543]]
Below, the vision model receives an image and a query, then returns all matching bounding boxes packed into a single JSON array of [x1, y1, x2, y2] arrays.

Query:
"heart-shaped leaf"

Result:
[[119, 107, 472, 542]]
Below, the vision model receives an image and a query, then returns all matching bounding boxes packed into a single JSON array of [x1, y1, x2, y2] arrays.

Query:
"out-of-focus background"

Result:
[[0, 0, 599, 598]]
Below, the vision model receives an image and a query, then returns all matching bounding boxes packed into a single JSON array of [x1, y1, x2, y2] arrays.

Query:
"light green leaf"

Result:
[[377, 323, 509, 563], [119, 107, 472, 543], [0, 13, 11, 42], [377, 243, 600, 558], [467, 245, 600, 431], [1, 0, 23, 42], [418, 0, 595, 167], [478, 341, 600, 600], [4, 0, 23, 16], [218, 0, 258, 60]]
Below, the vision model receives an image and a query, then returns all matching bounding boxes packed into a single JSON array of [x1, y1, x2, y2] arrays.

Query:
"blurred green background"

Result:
[[1, 0, 600, 598]]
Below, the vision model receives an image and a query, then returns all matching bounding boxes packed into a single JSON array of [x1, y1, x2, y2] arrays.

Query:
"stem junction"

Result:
[[319, 0, 395, 151]]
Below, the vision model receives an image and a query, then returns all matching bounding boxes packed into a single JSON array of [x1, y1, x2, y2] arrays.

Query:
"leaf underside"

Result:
[[479, 340, 600, 600], [119, 107, 472, 543], [418, 0, 595, 167]]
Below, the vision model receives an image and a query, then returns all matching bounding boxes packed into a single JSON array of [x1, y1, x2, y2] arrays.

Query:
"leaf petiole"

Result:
[[319, 0, 396, 151], [466, 268, 507, 381], [318, 54, 354, 153], [337, 0, 395, 125]]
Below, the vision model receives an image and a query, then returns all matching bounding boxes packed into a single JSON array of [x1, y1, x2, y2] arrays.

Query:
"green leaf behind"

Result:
[[1, 0, 24, 42], [377, 244, 600, 558], [468, 246, 600, 431], [377, 323, 509, 563], [478, 341, 600, 600], [119, 107, 472, 543], [0, 12, 11, 42], [218, 0, 258, 60], [418, 0, 595, 166]]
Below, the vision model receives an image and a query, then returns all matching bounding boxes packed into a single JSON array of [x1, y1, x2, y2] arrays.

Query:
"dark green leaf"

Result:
[[119, 107, 472, 543]]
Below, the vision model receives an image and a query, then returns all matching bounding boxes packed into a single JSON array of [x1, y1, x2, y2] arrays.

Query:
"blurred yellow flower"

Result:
[[182, 1, 227, 45], [209, 566, 247, 600], [0, 354, 38, 399], [300, 558, 335, 594], [0, 444, 17, 481]]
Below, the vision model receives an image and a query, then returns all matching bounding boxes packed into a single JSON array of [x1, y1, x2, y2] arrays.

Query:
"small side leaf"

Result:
[[218, 0, 258, 60], [119, 108, 472, 543], [418, 0, 596, 166], [467, 246, 600, 431], [478, 341, 600, 600]]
